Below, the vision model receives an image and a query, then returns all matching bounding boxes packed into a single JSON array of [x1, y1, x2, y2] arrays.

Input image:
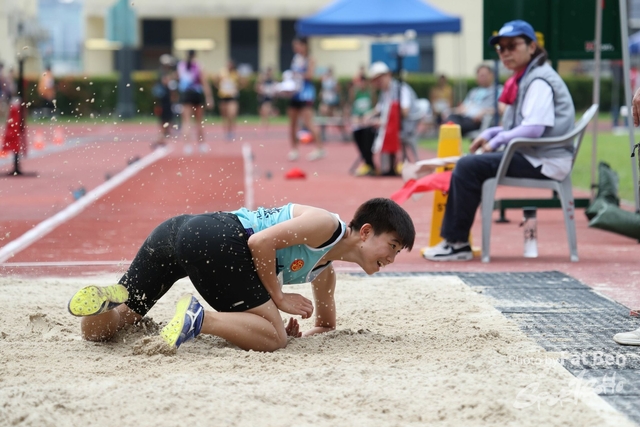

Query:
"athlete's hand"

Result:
[[275, 293, 314, 318], [285, 317, 302, 337], [469, 136, 487, 154]]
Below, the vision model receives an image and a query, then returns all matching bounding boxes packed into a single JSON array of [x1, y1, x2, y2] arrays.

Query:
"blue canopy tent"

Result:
[[295, 0, 462, 174], [295, 0, 461, 36]]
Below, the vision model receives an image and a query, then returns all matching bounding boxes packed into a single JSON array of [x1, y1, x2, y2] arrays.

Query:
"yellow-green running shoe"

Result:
[[67, 284, 129, 317], [161, 294, 204, 349]]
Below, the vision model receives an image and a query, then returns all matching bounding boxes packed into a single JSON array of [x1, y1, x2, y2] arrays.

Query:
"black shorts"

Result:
[[119, 212, 270, 316], [289, 99, 314, 110], [219, 97, 238, 103], [41, 98, 55, 110], [179, 89, 205, 106], [159, 104, 173, 124]]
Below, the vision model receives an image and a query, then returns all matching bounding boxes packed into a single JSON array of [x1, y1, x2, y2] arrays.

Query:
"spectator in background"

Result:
[[287, 36, 323, 162], [350, 75, 376, 176], [349, 74, 373, 129], [216, 60, 243, 140], [318, 67, 347, 141], [424, 20, 575, 261], [443, 65, 502, 136], [255, 67, 278, 128], [151, 54, 178, 149], [367, 62, 421, 174], [177, 49, 214, 154], [429, 74, 453, 125], [37, 64, 56, 118]]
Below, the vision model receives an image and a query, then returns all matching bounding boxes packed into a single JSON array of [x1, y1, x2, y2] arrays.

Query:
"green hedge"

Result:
[[22, 73, 621, 118]]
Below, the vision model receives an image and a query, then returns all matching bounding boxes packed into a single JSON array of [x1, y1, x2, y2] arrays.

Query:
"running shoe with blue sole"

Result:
[[67, 284, 129, 317], [161, 294, 204, 349]]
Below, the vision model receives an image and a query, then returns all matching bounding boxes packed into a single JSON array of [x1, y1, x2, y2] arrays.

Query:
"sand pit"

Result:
[[0, 274, 633, 427]]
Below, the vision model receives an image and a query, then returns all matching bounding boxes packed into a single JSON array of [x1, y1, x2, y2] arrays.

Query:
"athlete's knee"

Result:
[[265, 333, 289, 352]]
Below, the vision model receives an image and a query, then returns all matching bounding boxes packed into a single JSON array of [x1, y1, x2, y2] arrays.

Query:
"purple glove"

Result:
[[478, 126, 502, 142]]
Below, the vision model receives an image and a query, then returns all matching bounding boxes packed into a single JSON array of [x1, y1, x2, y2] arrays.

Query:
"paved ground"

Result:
[[1, 121, 640, 313]]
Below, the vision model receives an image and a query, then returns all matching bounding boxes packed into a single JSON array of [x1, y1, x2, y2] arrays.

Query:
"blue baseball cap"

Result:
[[489, 20, 537, 46]]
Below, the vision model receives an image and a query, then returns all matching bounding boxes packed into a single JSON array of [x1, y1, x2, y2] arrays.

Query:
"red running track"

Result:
[[1, 122, 640, 311]]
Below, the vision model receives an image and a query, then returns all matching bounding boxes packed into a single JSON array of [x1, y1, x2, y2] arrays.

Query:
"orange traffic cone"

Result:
[[33, 130, 45, 150], [53, 127, 65, 145]]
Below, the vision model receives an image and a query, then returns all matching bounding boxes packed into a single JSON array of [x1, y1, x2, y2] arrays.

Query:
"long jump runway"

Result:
[[0, 130, 245, 275]]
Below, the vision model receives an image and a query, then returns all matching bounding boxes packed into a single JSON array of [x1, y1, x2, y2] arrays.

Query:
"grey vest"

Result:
[[502, 59, 575, 161]]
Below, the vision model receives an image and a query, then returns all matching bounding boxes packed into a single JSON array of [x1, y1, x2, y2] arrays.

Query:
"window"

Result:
[[230, 19, 258, 73]]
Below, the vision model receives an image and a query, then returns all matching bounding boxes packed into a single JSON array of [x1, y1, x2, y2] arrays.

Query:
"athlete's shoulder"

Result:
[[291, 204, 335, 218]]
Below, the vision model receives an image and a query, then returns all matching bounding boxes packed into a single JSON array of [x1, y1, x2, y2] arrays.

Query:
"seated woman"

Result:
[[423, 19, 575, 261]]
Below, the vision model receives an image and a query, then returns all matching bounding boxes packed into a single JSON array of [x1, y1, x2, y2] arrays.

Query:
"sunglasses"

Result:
[[495, 40, 526, 53]]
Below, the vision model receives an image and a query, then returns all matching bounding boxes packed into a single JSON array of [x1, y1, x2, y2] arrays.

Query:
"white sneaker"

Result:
[[422, 240, 473, 261], [198, 143, 210, 153], [613, 327, 640, 345], [183, 144, 193, 155], [307, 148, 326, 161], [287, 149, 299, 161]]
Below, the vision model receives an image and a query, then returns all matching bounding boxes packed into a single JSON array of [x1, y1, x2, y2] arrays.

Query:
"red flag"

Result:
[[390, 171, 452, 204], [381, 101, 400, 154], [2, 102, 27, 155]]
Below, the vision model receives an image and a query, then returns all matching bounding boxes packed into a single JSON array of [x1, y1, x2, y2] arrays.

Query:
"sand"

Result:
[[0, 274, 634, 427]]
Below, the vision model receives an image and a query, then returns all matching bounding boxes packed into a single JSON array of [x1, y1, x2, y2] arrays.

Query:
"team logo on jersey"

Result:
[[290, 259, 304, 271]]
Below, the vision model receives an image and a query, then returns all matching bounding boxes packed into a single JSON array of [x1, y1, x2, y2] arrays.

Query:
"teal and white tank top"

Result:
[[230, 204, 345, 284]]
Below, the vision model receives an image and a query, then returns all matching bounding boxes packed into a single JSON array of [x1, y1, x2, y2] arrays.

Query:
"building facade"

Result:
[[81, 0, 483, 78], [0, 0, 42, 75], [2, 0, 484, 78]]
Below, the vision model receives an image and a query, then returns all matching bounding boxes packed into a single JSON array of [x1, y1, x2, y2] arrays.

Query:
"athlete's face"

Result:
[[359, 225, 402, 274], [292, 40, 307, 56]]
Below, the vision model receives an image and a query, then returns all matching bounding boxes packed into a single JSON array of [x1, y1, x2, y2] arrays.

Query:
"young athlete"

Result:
[[68, 198, 415, 352]]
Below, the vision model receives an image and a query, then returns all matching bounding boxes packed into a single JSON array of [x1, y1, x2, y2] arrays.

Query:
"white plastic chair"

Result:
[[413, 98, 432, 121], [480, 104, 599, 263]]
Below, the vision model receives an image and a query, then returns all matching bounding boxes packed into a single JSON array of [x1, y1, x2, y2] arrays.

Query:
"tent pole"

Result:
[[590, 0, 603, 201], [619, 0, 640, 212]]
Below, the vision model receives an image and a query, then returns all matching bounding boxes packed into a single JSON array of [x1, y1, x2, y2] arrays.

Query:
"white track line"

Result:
[[0, 146, 171, 263], [0, 261, 132, 267], [242, 143, 254, 210]]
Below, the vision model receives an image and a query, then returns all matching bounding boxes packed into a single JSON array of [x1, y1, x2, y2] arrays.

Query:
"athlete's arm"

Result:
[[305, 57, 315, 81], [247, 205, 338, 318], [303, 265, 337, 337]]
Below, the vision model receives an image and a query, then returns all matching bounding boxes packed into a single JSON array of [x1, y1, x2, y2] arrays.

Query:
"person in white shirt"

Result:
[[356, 62, 421, 176], [424, 20, 575, 262]]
